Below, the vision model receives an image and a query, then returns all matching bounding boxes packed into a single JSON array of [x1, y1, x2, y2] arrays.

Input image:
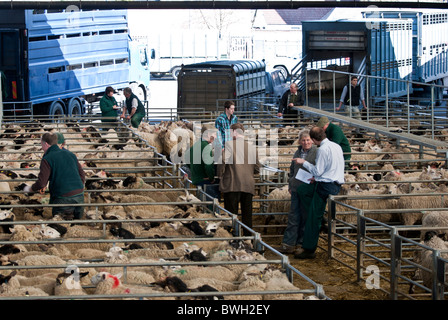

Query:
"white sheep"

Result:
[[54, 270, 90, 296], [91, 272, 169, 299], [421, 210, 448, 240], [416, 231, 448, 291]]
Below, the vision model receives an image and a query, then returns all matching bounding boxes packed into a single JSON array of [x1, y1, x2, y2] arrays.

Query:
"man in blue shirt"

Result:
[[215, 101, 238, 149], [293, 126, 345, 259]]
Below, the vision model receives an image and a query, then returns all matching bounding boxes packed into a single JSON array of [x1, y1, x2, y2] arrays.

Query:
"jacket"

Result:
[[125, 93, 145, 116], [33, 145, 85, 199], [278, 89, 304, 115], [187, 139, 216, 185], [288, 145, 318, 192], [325, 122, 351, 161], [217, 137, 260, 195], [100, 94, 118, 121]]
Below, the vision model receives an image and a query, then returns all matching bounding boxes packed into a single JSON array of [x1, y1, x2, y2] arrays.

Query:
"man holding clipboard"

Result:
[[293, 126, 345, 259]]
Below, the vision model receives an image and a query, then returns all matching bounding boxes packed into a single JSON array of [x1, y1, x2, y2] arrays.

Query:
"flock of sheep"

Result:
[[0, 120, 316, 300], [1, 115, 448, 299]]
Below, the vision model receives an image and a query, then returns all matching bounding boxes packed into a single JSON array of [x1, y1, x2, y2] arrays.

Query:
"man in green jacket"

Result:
[[316, 116, 351, 162], [23, 132, 86, 219], [121, 87, 145, 129], [100, 86, 119, 125], [186, 124, 220, 202]]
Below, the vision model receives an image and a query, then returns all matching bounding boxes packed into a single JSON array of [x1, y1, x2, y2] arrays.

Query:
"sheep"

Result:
[[262, 268, 304, 300], [91, 272, 169, 299], [421, 210, 448, 240], [152, 276, 223, 300], [415, 231, 448, 291], [137, 132, 163, 154], [54, 270, 90, 296], [165, 265, 240, 283], [15, 254, 66, 277], [205, 220, 234, 237], [4, 273, 57, 295], [0, 209, 14, 233]]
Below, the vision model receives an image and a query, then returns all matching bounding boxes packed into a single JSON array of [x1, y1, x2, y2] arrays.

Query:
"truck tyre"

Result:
[[171, 66, 181, 80], [48, 101, 65, 121], [68, 98, 82, 117]]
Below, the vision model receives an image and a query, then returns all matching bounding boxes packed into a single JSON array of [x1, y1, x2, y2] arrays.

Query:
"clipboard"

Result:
[[295, 168, 313, 184]]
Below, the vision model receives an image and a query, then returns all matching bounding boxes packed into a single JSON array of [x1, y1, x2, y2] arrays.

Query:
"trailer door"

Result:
[[0, 29, 26, 102]]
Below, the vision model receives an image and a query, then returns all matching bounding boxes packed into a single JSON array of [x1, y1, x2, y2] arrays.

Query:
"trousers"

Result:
[[50, 193, 85, 219], [223, 192, 253, 235], [131, 112, 145, 128], [282, 191, 307, 246], [298, 181, 341, 252]]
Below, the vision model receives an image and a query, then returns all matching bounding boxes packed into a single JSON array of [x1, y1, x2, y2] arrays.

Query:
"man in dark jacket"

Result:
[[277, 83, 304, 125], [186, 124, 220, 202], [23, 132, 86, 219], [336, 76, 367, 120], [121, 87, 146, 128]]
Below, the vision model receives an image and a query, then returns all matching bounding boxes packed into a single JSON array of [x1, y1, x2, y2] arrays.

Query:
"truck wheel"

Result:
[[49, 101, 65, 122], [68, 98, 82, 117], [171, 66, 181, 80]]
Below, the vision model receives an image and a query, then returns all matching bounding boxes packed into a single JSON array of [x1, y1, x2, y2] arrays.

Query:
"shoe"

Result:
[[272, 243, 295, 254], [294, 249, 316, 259]]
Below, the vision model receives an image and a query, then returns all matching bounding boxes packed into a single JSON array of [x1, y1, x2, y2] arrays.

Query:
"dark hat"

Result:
[[56, 132, 65, 144], [316, 116, 330, 128]]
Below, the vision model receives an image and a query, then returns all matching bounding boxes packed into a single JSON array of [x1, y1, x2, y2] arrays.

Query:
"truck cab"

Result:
[[265, 69, 290, 108]]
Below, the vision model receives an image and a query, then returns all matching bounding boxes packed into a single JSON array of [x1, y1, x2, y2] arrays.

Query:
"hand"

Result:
[[120, 115, 125, 119], [293, 158, 305, 165], [126, 116, 131, 120], [39, 187, 46, 194], [277, 113, 283, 117], [23, 185, 32, 193]]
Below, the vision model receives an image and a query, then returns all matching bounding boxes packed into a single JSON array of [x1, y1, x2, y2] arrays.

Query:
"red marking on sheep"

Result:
[[107, 274, 121, 289]]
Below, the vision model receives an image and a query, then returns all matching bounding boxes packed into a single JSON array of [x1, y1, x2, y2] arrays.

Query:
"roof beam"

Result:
[[0, 1, 447, 10]]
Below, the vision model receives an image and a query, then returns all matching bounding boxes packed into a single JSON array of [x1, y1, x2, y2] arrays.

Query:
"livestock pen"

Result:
[[0, 116, 328, 300]]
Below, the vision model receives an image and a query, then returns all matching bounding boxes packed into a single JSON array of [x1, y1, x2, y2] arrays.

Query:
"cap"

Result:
[[316, 116, 330, 128], [56, 132, 65, 144]]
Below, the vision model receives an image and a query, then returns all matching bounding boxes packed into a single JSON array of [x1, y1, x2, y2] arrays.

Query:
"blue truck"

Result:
[[300, 9, 448, 104], [0, 9, 150, 117]]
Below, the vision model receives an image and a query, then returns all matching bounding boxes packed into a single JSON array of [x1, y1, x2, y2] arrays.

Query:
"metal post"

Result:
[[356, 211, 365, 283], [318, 69, 322, 109], [333, 71, 336, 114], [407, 81, 411, 134], [390, 228, 401, 300], [0, 75, 2, 126], [327, 196, 336, 259], [431, 85, 435, 140], [385, 79, 389, 127]]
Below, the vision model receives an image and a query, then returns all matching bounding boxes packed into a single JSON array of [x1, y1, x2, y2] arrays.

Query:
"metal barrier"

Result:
[[0, 117, 328, 300]]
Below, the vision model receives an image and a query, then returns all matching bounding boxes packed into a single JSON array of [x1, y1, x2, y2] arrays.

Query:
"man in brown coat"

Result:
[[217, 123, 260, 235]]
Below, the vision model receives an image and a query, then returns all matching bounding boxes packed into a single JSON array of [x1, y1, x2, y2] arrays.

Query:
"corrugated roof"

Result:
[[263, 8, 334, 25]]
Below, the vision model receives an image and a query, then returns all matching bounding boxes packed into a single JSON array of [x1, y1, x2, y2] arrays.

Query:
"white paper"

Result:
[[295, 168, 313, 184]]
